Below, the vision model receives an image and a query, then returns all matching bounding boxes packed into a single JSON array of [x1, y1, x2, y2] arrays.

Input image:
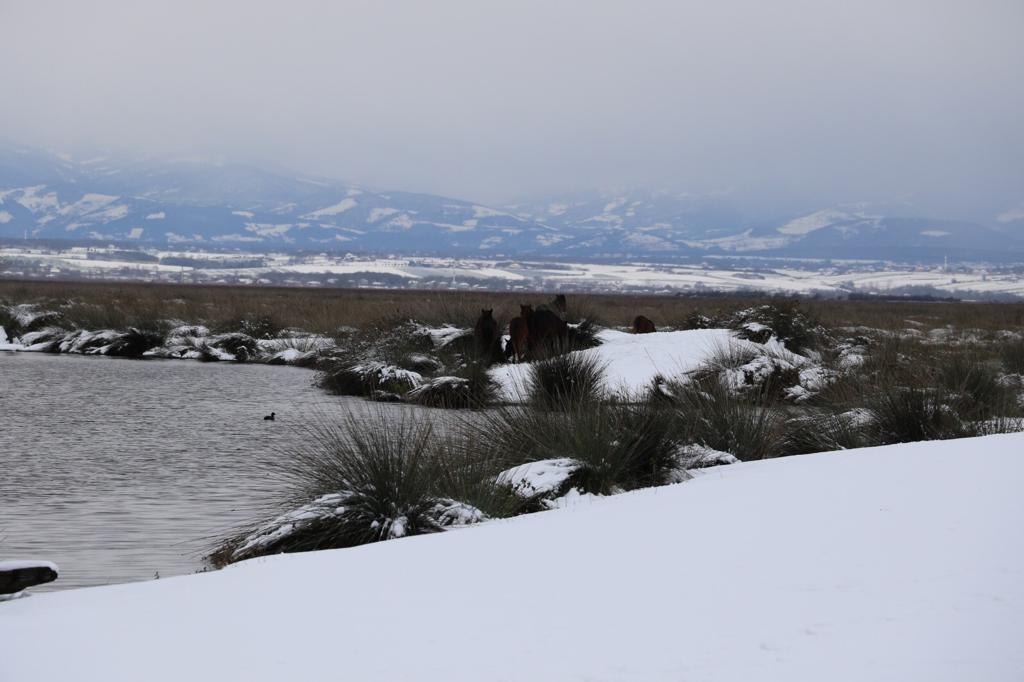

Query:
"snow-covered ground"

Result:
[[489, 328, 778, 400], [3, 434, 1021, 681]]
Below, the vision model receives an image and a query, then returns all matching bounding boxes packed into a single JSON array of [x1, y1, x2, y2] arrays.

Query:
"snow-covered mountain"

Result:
[[0, 146, 559, 254], [1, 146, 1018, 262], [508, 192, 1021, 261]]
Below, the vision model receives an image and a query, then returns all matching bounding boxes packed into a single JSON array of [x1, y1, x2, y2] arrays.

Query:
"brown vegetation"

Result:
[[6, 278, 1024, 336]]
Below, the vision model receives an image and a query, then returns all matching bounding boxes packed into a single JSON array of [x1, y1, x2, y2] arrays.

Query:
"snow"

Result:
[[496, 458, 577, 496], [0, 559, 59, 573], [301, 197, 358, 219], [244, 222, 293, 237], [12, 185, 60, 213], [418, 324, 470, 348], [56, 193, 119, 218], [91, 204, 130, 222], [145, 211, 165, 220], [777, 209, 858, 235], [0, 210, 11, 223], [2, 434, 1021, 681], [367, 207, 399, 223], [490, 328, 745, 400]]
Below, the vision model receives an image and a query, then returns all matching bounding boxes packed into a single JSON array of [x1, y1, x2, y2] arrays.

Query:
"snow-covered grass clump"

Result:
[[4, 434, 1022, 681]]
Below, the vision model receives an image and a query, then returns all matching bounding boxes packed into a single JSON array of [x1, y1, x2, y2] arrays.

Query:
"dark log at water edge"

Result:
[[0, 561, 59, 596]]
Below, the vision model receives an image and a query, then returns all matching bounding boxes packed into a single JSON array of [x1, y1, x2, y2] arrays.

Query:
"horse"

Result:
[[537, 294, 568, 319], [473, 308, 501, 364], [528, 307, 569, 356], [506, 316, 530, 362], [631, 315, 656, 334]]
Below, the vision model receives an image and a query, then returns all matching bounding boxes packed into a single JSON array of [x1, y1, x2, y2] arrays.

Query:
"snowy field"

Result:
[[3, 434, 1021, 681], [5, 246, 1024, 298]]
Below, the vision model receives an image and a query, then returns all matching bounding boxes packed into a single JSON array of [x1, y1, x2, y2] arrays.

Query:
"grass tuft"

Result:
[[528, 351, 605, 409]]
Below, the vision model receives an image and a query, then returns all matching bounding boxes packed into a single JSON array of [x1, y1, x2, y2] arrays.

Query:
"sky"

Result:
[[1, 0, 1022, 220]]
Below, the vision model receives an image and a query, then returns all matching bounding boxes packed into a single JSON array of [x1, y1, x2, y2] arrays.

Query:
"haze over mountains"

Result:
[[1, 145, 1020, 263]]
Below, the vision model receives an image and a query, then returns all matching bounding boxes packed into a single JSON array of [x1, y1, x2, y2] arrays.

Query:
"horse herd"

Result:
[[472, 294, 657, 364]]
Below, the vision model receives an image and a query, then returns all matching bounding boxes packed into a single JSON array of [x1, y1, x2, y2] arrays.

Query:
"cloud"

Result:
[[997, 206, 1024, 223], [0, 0, 1022, 217]]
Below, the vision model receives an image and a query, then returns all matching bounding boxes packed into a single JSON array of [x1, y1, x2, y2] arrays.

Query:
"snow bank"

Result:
[[3, 434, 1022, 681], [490, 328, 749, 400]]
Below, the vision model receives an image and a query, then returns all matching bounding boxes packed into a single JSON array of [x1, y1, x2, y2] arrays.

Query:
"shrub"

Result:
[[400, 352, 444, 374], [528, 351, 605, 409], [106, 327, 167, 357], [237, 314, 281, 339], [16, 327, 68, 352], [676, 309, 720, 330], [430, 430, 536, 517], [667, 377, 784, 460], [318, 360, 422, 397], [563, 402, 682, 494], [210, 332, 259, 362], [937, 351, 1015, 420], [729, 301, 827, 353], [690, 343, 803, 404], [567, 318, 602, 351], [1000, 339, 1024, 374], [779, 409, 872, 455], [477, 400, 683, 497], [866, 386, 970, 445], [0, 304, 63, 338], [406, 361, 498, 409], [211, 411, 489, 565]]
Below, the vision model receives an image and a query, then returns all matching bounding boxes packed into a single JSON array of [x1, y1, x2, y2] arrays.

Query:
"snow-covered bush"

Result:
[[728, 302, 828, 353], [406, 362, 498, 409], [209, 332, 259, 362], [0, 304, 63, 338], [478, 401, 684, 496], [17, 327, 68, 352], [105, 327, 166, 357], [211, 410, 517, 565], [318, 360, 422, 397]]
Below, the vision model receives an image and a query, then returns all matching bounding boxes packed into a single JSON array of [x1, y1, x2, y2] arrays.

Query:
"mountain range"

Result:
[[1, 145, 1020, 262]]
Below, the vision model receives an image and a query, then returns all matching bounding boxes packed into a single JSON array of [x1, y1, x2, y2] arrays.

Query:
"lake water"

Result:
[[0, 352, 410, 591]]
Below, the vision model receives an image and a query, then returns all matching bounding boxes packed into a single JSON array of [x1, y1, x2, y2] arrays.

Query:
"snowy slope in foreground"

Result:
[[3, 435, 1023, 681]]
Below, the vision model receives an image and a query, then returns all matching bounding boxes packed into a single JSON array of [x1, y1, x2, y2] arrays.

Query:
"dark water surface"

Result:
[[0, 352, 397, 591]]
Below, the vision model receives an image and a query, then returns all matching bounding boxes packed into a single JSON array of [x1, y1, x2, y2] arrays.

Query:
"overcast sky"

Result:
[[1, 0, 1021, 219]]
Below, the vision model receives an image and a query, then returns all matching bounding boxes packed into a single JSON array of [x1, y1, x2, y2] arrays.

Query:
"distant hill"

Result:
[[1, 146, 1018, 262]]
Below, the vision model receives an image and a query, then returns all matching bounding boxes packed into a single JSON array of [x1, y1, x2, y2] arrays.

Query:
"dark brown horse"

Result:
[[506, 316, 530, 362], [474, 308, 501, 364], [528, 307, 569, 355], [538, 294, 567, 318], [631, 315, 656, 334]]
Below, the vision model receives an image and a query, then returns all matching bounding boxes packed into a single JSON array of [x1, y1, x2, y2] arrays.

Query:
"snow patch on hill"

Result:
[[302, 197, 358, 219]]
